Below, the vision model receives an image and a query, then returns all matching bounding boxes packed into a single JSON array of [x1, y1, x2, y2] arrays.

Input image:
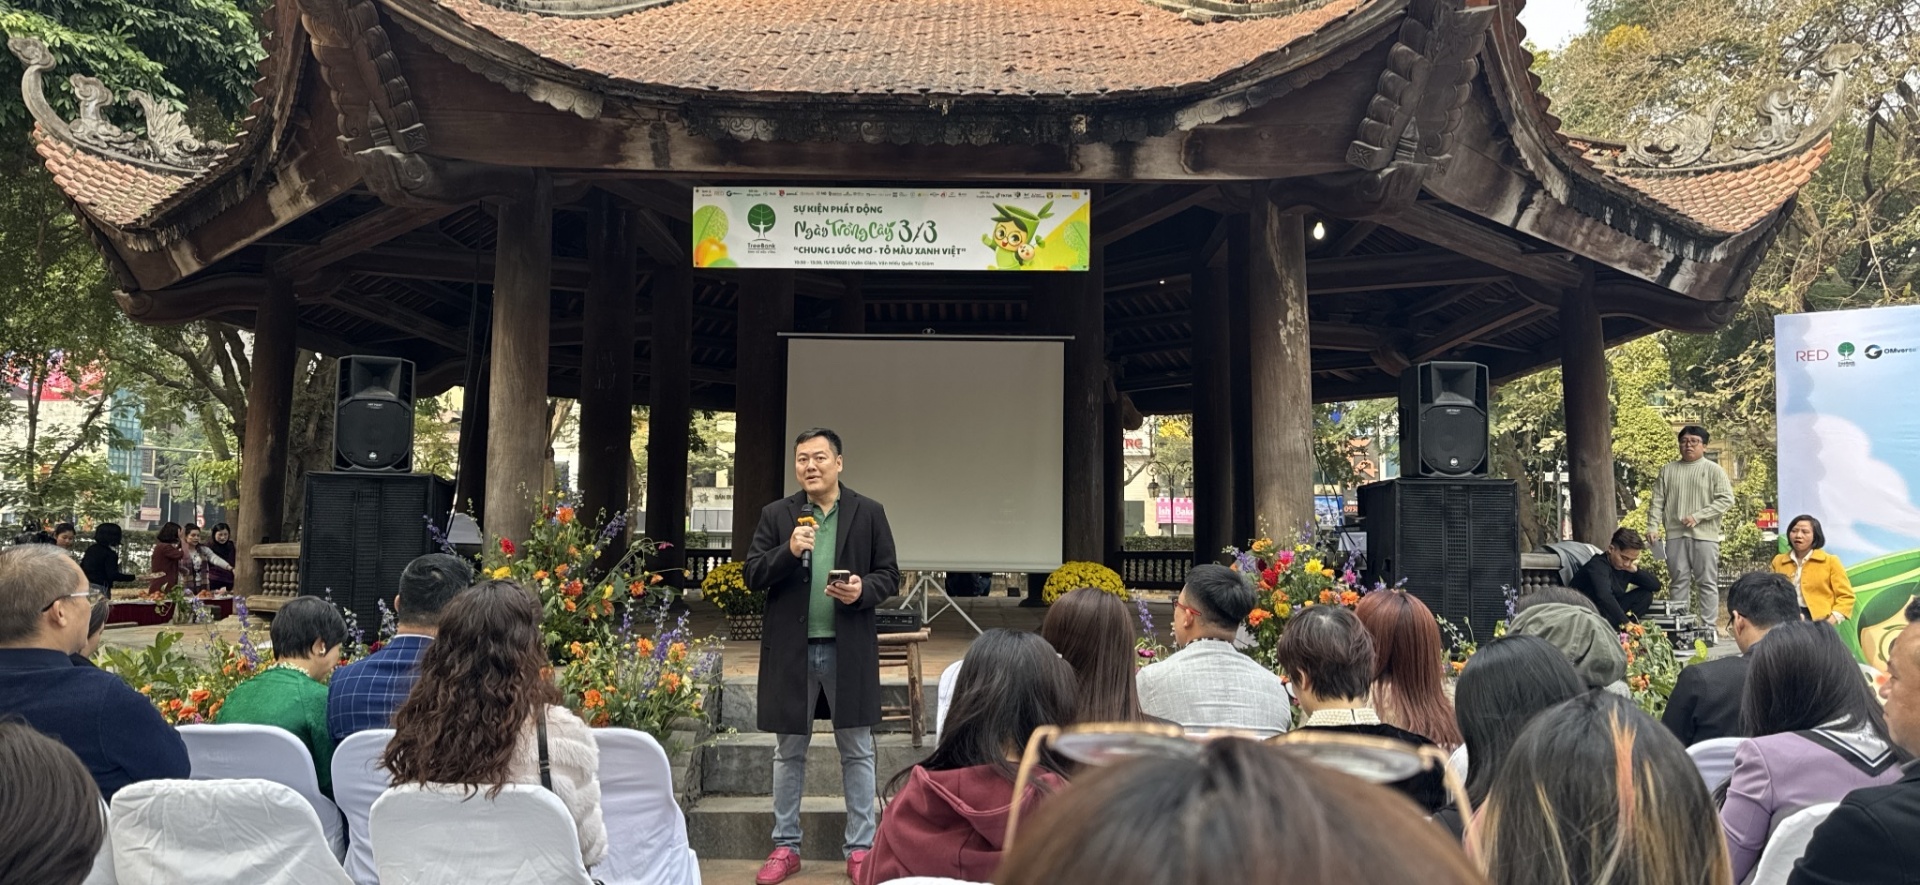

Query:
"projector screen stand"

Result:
[[899, 570, 983, 635]]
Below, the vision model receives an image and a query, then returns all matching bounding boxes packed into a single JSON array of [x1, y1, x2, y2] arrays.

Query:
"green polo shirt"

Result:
[[807, 498, 841, 640]]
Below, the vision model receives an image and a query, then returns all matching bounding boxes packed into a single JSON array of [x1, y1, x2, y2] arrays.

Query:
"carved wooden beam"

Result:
[[115, 275, 263, 325], [1341, 0, 1496, 206], [1411, 300, 1551, 362], [5, 36, 223, 174], [1376, 202, 1583, 289], [272, 205, 459, 281], [1094, 186, 1221, 247], [313, 288, 466, 349]]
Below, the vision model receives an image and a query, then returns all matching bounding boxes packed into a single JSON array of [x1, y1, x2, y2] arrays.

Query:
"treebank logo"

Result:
[[746, 203, 778, 255], [1838, 341, 1856, 367]]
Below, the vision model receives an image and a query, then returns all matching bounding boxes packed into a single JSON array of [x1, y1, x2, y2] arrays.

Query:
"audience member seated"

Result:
[[1664, 571, 1801, 746], [1510, 590, 1630, 695], [0, 544, 188, 797], [1720, 620, 1905, 883], [1570, 527, 1663, 627], [79, 522, 137, 591], [861, 629, 1075, 885], [994, 737, 1484, 885], [0, 721, 105, 885], [1789, 598, 1920, 885], [1276, 604, 1448, 814], [69, 597, 109, 668], [216, 596, 350, 795], [1136, 564, 1291, 737], [1040, 587, 1160, 724], [1356, 588, 1463, 750], [1452, 634, 1587, 815], [327, 552, 474, 741], [382, 580, 606, 868], [1481, 691, 1730, 885]]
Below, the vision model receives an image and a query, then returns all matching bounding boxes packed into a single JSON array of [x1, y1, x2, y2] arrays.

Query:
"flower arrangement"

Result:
[[701, 562, 761, 617], [1621, 620, 1709, 718], [1133, 597, 1170, 667], [556, 610, 725, 745], [1230, 537, 1367, 669], [477, 498, 670, 658], [1043, 561, 1128, 605]]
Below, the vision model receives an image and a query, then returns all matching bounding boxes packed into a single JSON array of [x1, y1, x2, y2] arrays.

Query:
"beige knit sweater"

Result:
[[506, 704, 608, 868]]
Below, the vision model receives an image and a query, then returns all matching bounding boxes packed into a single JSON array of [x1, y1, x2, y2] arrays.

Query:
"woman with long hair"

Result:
[[178, 524, 230, 597], [146, 522, 184, 596], [1355, 588, 1463, 748], [1721, 620, 1904, 882], [1480, 691, 1731, 885], [382, 581, 606, 867], [995, 738, 1485, 885], [860, 629, 1076, 885], [1771, 515, 1854, 625], [1040, 587, 1152, 723], [80, 522, 136, 592], [1453, 634, 1588, 809], [206, 522, 237, 592], [0, 722, 105, 885]]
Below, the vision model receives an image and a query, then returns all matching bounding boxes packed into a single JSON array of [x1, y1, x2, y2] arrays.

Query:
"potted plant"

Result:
[[1042, 561, 1128, 605], [701, 562, 764, 640]]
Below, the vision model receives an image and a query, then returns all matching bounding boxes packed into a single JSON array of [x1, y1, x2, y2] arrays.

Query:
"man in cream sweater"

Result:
[[1649, 424, 1735, 641]]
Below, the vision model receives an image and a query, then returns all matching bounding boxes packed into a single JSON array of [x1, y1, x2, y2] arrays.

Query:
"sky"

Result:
[[1516, 0, 1593, 50]]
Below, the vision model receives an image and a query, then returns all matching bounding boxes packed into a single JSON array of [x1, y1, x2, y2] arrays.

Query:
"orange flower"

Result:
[[1319, 589, 1337, 605], [208, 700, 222, 718], [570, 641, 587, 659], [1340, 590, 1360, 606], [1322, 568, 1336, 579], [1451, 660, 1466, 673], [649, 573, 664, 585], [591, 712, 610, 727], [563, 580, 584, 598], [556, 564, 570, 578], [534, 570, 549, 581], [1246, 608, 1271, 627], [582, 689, 605, 710], [557, 506, 575, 525], [564, 598, 577, 613], [167, 698, 184, 711], [629, 581, 646, 598], [661, 672, 683, 693], [668, 642, 688, 663], [636, 638, 656, 656], [189, 688, 211, 704]]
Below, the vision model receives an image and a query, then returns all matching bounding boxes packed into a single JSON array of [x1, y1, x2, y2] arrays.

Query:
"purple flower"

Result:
[[600, 512, 628, 543], [1232, 550, 1261, 577], [423, 515, 455, 555], [1135, 598, 1155, 634]]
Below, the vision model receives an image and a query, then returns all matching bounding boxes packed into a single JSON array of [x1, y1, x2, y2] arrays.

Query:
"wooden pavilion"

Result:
[[12, 0, 1847, 594]]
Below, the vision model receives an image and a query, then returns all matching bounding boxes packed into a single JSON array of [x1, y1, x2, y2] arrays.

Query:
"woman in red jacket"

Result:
[[145, 522, 185, 597], [861, 629, 1076, 885]]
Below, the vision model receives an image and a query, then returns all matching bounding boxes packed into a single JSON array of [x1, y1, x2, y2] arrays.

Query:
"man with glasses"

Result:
[[1649, 424, 1735, 643], [1136, 563, 1291, 737], [0, 543, 188, 796]]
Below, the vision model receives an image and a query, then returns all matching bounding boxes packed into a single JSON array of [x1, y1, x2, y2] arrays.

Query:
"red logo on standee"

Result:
[[1797, 350, 1830, 362]]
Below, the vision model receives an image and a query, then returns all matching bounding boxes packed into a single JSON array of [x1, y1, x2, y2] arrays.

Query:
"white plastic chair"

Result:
[[1686, 737, 1745, 791], [330, 729, 395, 885], [109, 778, 352, 885], [1746, 801, 1840, 885], [878, 879, 991, 885], [178, 723, 346, 860], [934, 659, 965, 743], [81, 798, 116, 885], [370, 783, 593, 885], [593, 728, 700, 885], [1447, 744, 1469, 783]]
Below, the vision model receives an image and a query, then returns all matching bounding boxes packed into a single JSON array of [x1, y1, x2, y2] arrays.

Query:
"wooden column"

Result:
[[1246, 192, 1316, 537], [832, 273, 866, 334], [483, 171, 553, 545], [1561, 266, 1615, 545], [234, 275, 296, 596], [454, 297, 491, 519], [1225, 216, 1256, 545], [646, 261, 693, 581], [1103, 388, 1125, 572], [1191, 263, 1234, 567], [579, 193, 637, 543], [731, 271, 795, 559], [1062, 245, 1106, 565]]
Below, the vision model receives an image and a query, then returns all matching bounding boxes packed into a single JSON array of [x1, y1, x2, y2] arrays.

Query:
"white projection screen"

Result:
[[784, 336, 1064, 572]]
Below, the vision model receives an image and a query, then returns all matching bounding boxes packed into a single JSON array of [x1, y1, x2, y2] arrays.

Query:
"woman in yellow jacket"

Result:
[[1771, 514, 1854, 624]]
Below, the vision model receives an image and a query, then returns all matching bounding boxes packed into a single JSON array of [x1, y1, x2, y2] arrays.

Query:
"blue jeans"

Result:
[[772, 641, 877, 857]]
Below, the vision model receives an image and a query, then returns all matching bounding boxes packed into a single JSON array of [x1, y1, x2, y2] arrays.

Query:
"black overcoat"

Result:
[[743, 485, 900, 732]]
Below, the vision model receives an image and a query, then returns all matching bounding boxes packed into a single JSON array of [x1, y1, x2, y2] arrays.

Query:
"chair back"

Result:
[[1686, 737, 1745, 791], [330, 729, 396, 885], [371, 783, 594, 885], [593, 728, 699, 885], [934, 659, 965, 742], [81, 798, 116, 885], [108, 778, 351, 885], [178, 723, 345, 859], [1747, 801, 1840, 885]]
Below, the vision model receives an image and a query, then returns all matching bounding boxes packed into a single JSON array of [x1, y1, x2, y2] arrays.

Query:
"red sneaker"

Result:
[[847, 848, 870, 883], [755, 847, 801, 885]]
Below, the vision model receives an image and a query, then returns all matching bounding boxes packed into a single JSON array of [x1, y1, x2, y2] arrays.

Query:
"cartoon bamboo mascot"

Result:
[[983, 201, 1054, 267]]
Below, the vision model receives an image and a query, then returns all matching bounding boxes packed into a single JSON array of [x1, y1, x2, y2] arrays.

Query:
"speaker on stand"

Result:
[[1361, 362, 1516, 643], [301, 356, 452, 628]]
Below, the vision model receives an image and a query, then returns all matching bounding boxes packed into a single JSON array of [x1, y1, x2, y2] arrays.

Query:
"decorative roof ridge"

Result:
[[1141, 0, 1340, 23], [6, 36, 227, 177], [468, 0, 683, 18]]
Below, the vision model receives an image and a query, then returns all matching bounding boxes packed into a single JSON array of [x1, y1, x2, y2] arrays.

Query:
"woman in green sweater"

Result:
[[216, 596, 349, 795]]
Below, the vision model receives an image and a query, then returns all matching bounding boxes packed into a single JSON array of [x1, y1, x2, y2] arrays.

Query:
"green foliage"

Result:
[[1123, 534, 1193, 552], [1313, 399, 1394, 490], [412, 392, 459, 480], [691, 205, 728, 244]]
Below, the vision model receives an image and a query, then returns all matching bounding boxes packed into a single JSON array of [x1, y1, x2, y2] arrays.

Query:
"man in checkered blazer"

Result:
[[326, 553, 473, 741]]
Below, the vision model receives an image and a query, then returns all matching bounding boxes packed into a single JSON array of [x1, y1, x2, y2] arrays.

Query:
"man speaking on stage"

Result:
[[744, 427, 900, 885]]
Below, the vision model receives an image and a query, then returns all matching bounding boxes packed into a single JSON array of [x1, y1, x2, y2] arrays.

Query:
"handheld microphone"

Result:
[[798, 513, 816, 571]]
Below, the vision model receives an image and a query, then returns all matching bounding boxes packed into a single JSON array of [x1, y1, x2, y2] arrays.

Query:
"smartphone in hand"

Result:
[[827, 569, 852, 588]]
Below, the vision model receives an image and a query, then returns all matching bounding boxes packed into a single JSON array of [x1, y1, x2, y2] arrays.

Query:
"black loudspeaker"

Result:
[[1358, 477, 1518, 643], [335, 356, 415, 472], [300, 472, 454, 631], [1399, 361, 1490, 477]]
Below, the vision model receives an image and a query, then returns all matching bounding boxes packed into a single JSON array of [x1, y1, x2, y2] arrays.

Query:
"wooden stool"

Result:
[[877, 629, 930, 748]]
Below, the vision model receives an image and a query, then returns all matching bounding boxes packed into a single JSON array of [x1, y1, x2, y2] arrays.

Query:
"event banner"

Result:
[[1777, 305, 1920, 668], [690, 187, 1091, 272]]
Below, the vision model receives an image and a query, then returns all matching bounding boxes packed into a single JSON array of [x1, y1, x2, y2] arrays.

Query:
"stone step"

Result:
[[688, 795, 858, 862], [720, 677, 940, 735], [703, 732, 931, 797]]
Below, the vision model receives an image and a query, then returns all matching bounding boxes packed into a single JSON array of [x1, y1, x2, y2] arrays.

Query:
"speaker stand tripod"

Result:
[[897, 571, 983, 635]]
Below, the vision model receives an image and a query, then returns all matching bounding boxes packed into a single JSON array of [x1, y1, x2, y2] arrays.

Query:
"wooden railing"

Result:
[[248, 542, 303, 614], [1118, 551, 1194, 590], [684, 548, 732, 585]]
